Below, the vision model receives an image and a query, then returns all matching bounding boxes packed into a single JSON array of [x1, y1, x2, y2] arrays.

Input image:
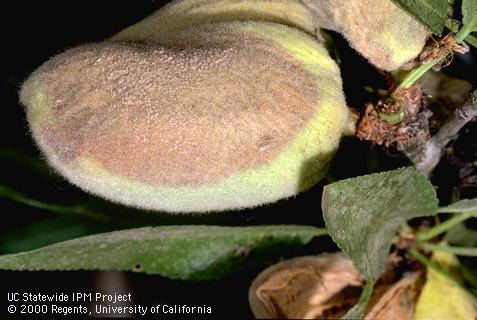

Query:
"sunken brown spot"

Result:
[[33, 28, 318, 187]]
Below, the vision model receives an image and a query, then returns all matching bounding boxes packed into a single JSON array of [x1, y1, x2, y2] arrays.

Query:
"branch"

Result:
[[409, 89, 477, 178]]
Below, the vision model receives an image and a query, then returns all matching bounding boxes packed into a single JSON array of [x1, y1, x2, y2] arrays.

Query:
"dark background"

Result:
[[1, 1, 476, 319]]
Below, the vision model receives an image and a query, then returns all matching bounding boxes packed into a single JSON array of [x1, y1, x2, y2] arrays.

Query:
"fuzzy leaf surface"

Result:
[[462, 0, 477, 31], [391, 0, 448, 35], [322, 167, 438, 280], [445, 223, 477, 247], [437, 198, 477, 213], [0, 225, 325, 280]]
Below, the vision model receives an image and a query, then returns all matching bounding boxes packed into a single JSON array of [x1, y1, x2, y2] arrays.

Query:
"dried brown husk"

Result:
[[249, 253, 424, 319], [248, 253, 363, 319]]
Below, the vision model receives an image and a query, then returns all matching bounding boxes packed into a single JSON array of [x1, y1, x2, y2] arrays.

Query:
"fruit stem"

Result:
[[342, 109, 359, 136], [455, 23, 473, 44], [394, 58, 442, 92], [394, 23, 474, 94]]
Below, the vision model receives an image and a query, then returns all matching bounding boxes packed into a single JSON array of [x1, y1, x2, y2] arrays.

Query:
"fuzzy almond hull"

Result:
[[21, 22, 348, 213], [115, 0, 430, 71]]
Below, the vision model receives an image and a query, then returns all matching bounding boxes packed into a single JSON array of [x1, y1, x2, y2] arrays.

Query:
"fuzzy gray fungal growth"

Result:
[[27, 38, 316, 186], [116, 0, 430, 71], [302, 0, 430, 71], [21, 21, 349, 213]]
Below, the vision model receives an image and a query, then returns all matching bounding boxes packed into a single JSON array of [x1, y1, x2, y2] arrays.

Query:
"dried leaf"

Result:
[[357, 84, 431, 149], [365, 272, 422, 320], [249, 252, 426, 319]]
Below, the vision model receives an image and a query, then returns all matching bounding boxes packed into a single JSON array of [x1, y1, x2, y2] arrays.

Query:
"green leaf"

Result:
[[0, 217, 114, 254], [462, 0, 477, 31], [437, 198, 477, 213], [444, 222, 477, 247], [0, 184, 104, 220], [391, 0, 449, 35], [465, 33, 477, 48], [0, 225, 326, 280], [456, 0, 477, 42], [322, 167, 438, 280]]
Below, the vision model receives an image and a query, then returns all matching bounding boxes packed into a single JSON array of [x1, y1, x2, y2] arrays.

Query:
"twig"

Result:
[[410, 89, 477, 177]]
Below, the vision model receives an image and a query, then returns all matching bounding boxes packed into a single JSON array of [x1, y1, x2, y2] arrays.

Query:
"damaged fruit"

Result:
[[20, 0, 432, 213], [20, 21, 348, 213], [302, 0, 430, 71]]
